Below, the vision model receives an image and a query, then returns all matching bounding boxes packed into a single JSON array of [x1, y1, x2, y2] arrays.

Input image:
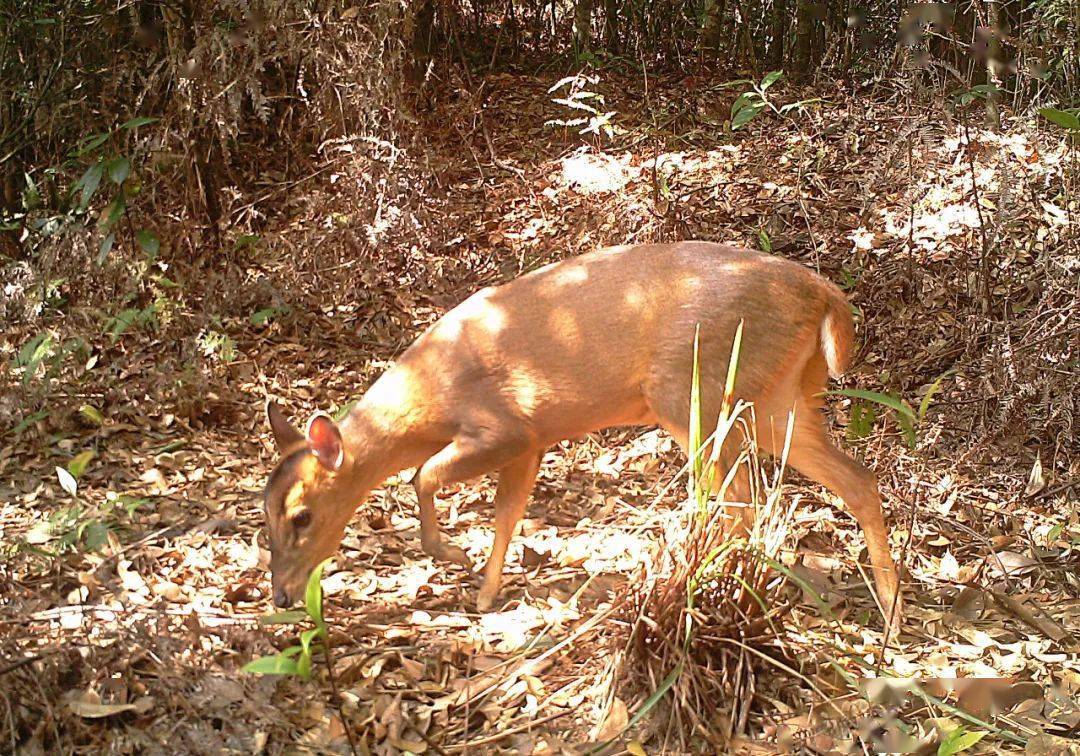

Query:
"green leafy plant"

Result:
[[1038, 107, 1080, 138], [67, 118, 160, 264], [952, 84, 1002, 107], [757, 228, 772, 252], [244, 559, 331, 680], [938, 725, 988, 755], [5, 117, 160, 279], [13, 332, 88, 394], [831, 371, 949, 449], [197, 329, 238, 363], [7, 410, 50, 437], [721, 71, 821, 131], [103, 299, 159, 342], [250, 306, 290, 326], [609, 325, 821, 753], [22, 454, 145, 555]]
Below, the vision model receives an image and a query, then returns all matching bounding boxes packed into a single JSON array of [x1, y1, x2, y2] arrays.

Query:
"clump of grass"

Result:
[[620, 324, 804, 749]]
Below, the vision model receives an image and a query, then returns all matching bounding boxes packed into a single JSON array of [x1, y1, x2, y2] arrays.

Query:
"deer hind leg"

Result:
[[656, 415, 755, 536], [414, 433, 530, 570], [786, 409, 902, 627], [476, 451, 543, 612]]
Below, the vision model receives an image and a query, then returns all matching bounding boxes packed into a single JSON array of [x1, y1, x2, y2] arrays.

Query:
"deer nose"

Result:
[[273, 586, 292, 608]]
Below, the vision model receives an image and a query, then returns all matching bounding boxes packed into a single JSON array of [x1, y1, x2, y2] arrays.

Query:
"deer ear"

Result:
[[306, 414, 344, 471], [266, 400, 303, 450]]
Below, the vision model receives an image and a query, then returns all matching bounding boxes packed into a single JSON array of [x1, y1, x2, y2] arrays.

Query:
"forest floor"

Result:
[[2, 67, 1078, 754]]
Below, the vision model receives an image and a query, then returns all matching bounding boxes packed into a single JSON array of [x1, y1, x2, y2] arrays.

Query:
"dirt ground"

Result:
[[2, 70, 1078, 754]]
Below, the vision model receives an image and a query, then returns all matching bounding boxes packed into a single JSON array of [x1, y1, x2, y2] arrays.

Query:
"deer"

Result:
[[262, 241, 902, 627]]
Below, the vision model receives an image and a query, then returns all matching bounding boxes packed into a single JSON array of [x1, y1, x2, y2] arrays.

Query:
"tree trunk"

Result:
[[699, 0, 726, 52], [794, 0, 812, 77], [603, 0, 619, 50], [769, 0, 787, 69], [409, 0, 436, 86], [574, 0, 592, 51], [984, 0, 1002, 130]]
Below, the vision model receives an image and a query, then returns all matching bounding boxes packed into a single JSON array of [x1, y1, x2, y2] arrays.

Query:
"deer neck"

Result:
[[337, 364, 436, 493]]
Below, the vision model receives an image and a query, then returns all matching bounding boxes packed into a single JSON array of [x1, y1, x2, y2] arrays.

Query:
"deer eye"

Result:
[[291, 510, 312, 529]]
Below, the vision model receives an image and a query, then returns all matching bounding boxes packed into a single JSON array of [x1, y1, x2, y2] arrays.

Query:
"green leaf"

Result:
[[847, 402, 876, 440], [79, 404, 105, 426], [56, 466, 78, 497], [8, 410, 49, 436], [299, 627, 321, 678], [1038, 107, 1080, 131], [250, 307, 285, 326], [938, 727, 987, 756], [78, 161, 104, 208], [730, 92, 758, 117], [760, 70, 783, 90], [115, 495, 149, 518], [16, 332, 52, 367], [624, 662, 683, 734], [296, 649, 313, 679], [234, 234, 261, 249], [82, 521, 110, 551], [106, 308, 141, 341], [98, 193, 126, 229], [897, 412, 917, 449], [136, 229, 160, 257], [120, 116, 159, 130], [106, 157, 130, 185], [688, 327, 703, 496], [757, 228, 772, 252], [67, 450, 96, 479], [731, 101, 765, 130], [97, 232, 116, 264], [242, 654, 300, 676], [332, 400, 357, 422], [827, 389, 916, 420], [779, 97, 822, 114], [75, 132, 110, 156], [22, 172, 41, 210], [305, 559, 330, 630], [918, 370, 951, 423], [258, 610, 308, 625]]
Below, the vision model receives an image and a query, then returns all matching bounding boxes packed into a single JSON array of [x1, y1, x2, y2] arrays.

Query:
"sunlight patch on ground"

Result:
[[855, 127, 1070, 264], [559, 150, 632, 194]]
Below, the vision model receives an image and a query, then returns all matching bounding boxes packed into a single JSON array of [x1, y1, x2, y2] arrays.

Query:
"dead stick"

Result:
[[444, 709, 572, 751]]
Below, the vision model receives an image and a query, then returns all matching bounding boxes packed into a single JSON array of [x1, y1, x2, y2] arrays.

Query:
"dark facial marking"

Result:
[[264, 449, 309, 517]]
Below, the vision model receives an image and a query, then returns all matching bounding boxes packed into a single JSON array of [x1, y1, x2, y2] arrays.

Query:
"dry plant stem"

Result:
[[321, 639, 361, 756], [906, 131, 918, 298], [962, 121, 993, 310], [990, 590, 1074, 646], [0, 654, 47, 678], [445, 709, 571, 751]]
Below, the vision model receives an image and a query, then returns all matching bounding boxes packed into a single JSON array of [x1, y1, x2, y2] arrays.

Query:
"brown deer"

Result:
[[262, 242, 902, 626]]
